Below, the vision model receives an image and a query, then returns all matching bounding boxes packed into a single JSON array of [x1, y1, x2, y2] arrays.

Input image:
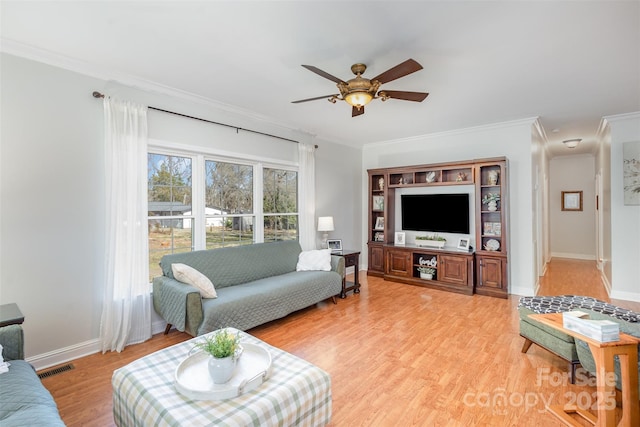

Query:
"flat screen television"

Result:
[[401, 194, 470, 234]]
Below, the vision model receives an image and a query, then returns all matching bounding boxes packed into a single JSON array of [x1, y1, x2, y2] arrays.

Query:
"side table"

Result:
[[335, 250, 361, 298], [529, 313, 639, 427], [0, 303, 25, 327]]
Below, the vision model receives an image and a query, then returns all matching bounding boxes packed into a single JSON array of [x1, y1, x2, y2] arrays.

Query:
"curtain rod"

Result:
[[92, 91, 316, 148]]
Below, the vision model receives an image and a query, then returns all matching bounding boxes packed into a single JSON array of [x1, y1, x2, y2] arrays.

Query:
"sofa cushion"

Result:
[[0, 360, 65, 426], [197, 269, 342, 334], [159, 241, 302, 289], [171, 263, 217, 298], [296, 249, 332, 271]]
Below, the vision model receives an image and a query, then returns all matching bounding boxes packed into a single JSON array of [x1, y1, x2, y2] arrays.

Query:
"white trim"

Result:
[[27, 338, 100, 371], [27, 320, 168, 371], [610, 289, 640, 302], [148, 138, 297, 168], [550, 252, 596, 261], [509, 284, 536, 297]]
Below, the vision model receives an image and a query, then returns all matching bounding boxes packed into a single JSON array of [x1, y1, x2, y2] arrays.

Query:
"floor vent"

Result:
[[38, 363, 74, 379]]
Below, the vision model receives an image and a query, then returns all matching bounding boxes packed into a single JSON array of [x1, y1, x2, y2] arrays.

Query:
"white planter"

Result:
[[416, 240, 446, 249], [487, 201, 498, 211], [420, 272, 433, 280], [208, 355, 237, 384]]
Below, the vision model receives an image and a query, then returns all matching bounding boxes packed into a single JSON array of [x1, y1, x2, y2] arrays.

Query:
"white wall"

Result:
[[0, 53, 362, 366], [548, 155, 596, 259], [606, 112, 640, 302], [362, 118, 537, 297], [314, 137, 362, 252]]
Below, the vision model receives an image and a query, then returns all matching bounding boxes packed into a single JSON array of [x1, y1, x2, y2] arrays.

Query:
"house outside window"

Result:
[[147, 149, 298, 280]]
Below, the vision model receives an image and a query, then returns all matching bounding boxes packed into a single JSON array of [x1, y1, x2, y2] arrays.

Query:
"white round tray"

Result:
[[174, 342, 272, 401]]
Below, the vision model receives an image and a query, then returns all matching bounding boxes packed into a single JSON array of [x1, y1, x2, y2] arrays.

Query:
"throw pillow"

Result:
[[296, 249, 332, 271], [171, 263, 217, 298]]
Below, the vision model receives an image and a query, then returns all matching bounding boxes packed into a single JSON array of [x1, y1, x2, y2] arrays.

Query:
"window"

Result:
[[263, 167, 298, 242], [147, 149, 298, 280], [148, 153, 193, 280], [205, 160, 254, 248]]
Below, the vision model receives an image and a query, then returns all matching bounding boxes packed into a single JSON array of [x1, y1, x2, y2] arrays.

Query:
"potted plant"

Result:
[[194, 329, 241, 384], [417, 266, 436, 280], [415, 234, 446, 249], [481, 193, 500, 211]]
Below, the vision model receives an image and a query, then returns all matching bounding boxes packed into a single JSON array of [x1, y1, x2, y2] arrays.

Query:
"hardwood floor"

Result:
[[40, 258, 638, 426]]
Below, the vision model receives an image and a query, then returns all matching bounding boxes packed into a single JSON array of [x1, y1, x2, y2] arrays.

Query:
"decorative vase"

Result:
[[208, 355, 237, 384], [488, 170, 499, 185], [487, 201, 498, 211], [378, 177, 384, 190], [420, 272, 433, 280]]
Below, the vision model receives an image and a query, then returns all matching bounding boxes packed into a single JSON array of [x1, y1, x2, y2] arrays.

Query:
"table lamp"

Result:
[[317, 216, 334, 249]]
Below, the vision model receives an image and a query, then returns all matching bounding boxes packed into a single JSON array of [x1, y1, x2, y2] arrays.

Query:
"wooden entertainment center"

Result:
[[367, 157, 508, 298]]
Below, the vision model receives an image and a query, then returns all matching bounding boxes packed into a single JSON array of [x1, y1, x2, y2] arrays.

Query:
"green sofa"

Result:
[[153, 241, 345, 336], [0, 325, 65, 426], [519, 295, 640, 383]]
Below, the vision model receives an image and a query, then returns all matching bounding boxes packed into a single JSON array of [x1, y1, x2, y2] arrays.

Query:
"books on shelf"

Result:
[[562, 311, 620, 342]]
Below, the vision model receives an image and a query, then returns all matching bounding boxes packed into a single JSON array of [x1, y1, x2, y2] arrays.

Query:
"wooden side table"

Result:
[[0, 303, 25, 327], [529, 313, 639, 427], [335, 250, 361, 298]]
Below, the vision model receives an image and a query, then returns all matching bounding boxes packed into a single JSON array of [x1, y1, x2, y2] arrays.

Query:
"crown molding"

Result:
[[0, 38, 312, 141], [602, 111, 640, 123]]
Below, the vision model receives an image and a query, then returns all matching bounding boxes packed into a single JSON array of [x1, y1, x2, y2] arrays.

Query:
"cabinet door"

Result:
[[369, 245, 385, 273], [477, 256, 504, 289], [385, 249, 411, 277], [440, 255, 468, 285]]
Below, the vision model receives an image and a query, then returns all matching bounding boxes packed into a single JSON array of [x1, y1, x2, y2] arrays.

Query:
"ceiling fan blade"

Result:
[[301, 65, 346, 84], [381, 90, 429, 102], [291, 94, 339, 104], [371, 59, 423, 84], [352, 105, 365, 117]]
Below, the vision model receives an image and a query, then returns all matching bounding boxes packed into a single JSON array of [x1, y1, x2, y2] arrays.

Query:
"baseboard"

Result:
[[509, 285, 535, 297], [27, 338, 101, 371], [27, 319, 169, 371], [610, 289, 640, 303], [550, 252, 596, 261]]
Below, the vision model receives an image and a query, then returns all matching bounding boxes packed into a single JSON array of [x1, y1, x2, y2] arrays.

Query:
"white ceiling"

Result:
[[2, 1, 639, 156]]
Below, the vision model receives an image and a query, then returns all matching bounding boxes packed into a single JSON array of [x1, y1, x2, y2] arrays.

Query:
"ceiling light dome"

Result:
[[563, 138, 582, 149], [344, 91, 373, 109]]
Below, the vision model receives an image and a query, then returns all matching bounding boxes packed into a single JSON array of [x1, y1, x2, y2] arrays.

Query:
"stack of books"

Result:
[[562, 311, 620, 342]]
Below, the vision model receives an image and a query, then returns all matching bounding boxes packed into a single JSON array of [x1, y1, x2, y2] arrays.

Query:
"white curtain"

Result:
[[100, 97, 151, 353], [298, 143, 316, 250]]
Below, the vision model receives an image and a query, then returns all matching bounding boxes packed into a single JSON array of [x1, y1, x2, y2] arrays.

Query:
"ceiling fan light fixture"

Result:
[[344, 91, 373, 109], [563, 138, 582, 149]]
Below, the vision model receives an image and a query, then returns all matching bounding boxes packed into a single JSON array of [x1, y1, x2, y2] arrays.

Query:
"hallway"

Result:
[[537, 257, 640, 312]]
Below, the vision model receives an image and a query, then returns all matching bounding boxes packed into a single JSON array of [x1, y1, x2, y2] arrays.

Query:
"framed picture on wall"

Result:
[[561, 191, 583, 211]]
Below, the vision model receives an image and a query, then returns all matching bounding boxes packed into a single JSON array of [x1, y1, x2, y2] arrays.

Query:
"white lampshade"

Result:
[[317, 216, 335, 232]]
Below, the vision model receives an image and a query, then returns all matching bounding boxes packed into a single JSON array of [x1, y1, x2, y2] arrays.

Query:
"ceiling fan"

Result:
[[292, 58, 429, 117]]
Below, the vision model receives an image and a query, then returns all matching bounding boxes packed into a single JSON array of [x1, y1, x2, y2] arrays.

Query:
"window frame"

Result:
[[147, 139, 299, 257]]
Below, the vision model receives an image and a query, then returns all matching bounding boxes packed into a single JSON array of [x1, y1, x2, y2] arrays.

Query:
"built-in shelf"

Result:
[[367, 158, 508, 298]]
